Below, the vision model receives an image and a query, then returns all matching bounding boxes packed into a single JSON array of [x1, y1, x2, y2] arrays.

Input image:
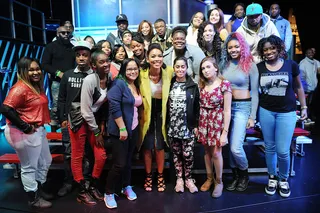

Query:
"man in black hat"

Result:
[[106, 14, 129, 49]]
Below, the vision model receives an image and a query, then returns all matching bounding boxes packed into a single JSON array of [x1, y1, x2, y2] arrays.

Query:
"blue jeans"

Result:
[[229, 101, 251, 170], [259, 107, 296, 180]]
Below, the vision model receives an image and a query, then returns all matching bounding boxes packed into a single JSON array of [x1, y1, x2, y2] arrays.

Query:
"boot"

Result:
[[212, 178, 223, 198], [37, 181, 54, 200], [226, 168, 239, 191], [27, 190, 52, 208], [88, 178, 104, 201], [77, 180, 97, 205], [236, 169, 249, 192], [200, 173, 214, 192]]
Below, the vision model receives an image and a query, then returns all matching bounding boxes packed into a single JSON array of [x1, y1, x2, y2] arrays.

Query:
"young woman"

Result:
[[138, 43, 174, 192], [0, 57, 52, 208], [197, 21, 222, 62], [207, 7, 229, 42], [84, 35, 96, 46], [131, 33, 147, 68], [226, 3, 246, 33], [104, 58, 142, 209], [220, 32, 259, 192], [186, 12, 205, 47], [198, 57, 232, 198], [168, 56, 200, 193], [256, 35, 307, 198], [137, 20, 154, 50], [110, 44, 128, 80], [95, 40, 112, 59]]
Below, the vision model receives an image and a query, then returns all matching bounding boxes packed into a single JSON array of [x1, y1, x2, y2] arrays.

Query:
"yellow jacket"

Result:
[[138, 66, 174, 151]]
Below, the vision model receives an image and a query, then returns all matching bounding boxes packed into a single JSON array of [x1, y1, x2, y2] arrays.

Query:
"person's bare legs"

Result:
[[200, 145, 214, 191], [155, 149, 165, 192], [143, 149, 153, 191]]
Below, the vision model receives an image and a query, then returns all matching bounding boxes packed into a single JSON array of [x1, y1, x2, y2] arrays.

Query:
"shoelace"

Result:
[[279, 181, 289, 190], [269, 179, 278, 188]]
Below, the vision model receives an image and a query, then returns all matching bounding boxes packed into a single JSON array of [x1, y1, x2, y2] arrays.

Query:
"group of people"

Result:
[[0, 1, 310, 210]]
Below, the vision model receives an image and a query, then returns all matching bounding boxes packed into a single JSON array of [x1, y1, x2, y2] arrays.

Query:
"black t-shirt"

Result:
[[257, 60, 300, 112]]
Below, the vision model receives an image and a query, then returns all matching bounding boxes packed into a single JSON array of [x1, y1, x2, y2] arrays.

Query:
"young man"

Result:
[[58, 41, 106, 205], [151, 18, 173, 51], [106, 14, 129, 49]]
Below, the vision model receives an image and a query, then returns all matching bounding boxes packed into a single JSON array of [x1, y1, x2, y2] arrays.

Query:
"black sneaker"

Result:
[[265, 175, 278, 195], [278, 180, 291, 198]]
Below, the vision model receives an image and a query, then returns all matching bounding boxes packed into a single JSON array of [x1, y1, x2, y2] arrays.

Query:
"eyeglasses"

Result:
[[59, 31, 70, 35]]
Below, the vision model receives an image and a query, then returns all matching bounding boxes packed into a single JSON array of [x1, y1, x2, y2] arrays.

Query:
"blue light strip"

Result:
[[1, 42, 10, 91]]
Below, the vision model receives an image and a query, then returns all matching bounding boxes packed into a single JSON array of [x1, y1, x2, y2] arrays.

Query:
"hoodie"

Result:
[[236, 13, 280, 63], [271, 15, 293, 52]]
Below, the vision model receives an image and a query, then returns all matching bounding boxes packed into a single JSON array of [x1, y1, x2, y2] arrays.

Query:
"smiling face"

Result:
[[93, 53, 110, 75], [209, 9, 220, 24], [101, 41, 111, 57], [115, 46, 126, 62], [203, 24, 215, 43], [131, 40, 144, 57], [172, 31, 186, 50], [141, 22, 151, 36], [262, 41, 279, 62], [125, 60, 139, 83], [28, 61, 42, 83], [227, 39, 241, 60], [174, 59, 187, 80], [192, 12, 204, 28], [148, 48, 163, 69]]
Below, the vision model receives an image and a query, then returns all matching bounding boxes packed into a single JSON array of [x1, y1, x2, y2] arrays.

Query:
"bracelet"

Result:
[[56, 70, 61, 77], [223, 129, 228, 133], [301, 106, 308, 110], [94, 132, 100, 136], [119, 127, 127, 132]]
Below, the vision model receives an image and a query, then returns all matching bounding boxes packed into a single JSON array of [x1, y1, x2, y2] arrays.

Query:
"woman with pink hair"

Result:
[[219, 32, 259, 192]]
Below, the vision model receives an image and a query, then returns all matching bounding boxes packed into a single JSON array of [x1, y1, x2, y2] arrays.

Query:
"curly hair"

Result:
[[219, 32, 253, 74], [197, 21, 222, 62], [257, 35, 287, 61]]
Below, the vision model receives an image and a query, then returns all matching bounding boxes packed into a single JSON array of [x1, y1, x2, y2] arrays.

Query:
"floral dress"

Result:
[[198, 80, 231, 146]]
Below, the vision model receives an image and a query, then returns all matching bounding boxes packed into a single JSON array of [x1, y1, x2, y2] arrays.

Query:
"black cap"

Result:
[[116, 14, 128, 23]]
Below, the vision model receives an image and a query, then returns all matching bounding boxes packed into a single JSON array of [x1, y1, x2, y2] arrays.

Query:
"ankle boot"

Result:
[[37, 181, 54, 200], [27, 190, 52, 208], [77, 180, 97, 205], [226, 168, 239, 191], [89, 178, 104, 201], [200, 173, 214, 192], [236, 169, 249, 192]]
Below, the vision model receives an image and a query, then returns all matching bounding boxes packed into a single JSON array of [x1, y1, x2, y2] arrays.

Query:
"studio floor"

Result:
[[0, 131, 319, 213]]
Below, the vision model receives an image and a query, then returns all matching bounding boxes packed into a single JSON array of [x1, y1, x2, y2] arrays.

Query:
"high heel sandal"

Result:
[[157, 173, 166, 192], [144, 173, 153, 192]]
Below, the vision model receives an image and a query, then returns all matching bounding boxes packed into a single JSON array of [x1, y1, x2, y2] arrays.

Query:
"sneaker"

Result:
[[265, 175, 278, 195], [278, 180, 291, 198], [212, 182, 223, 198], [174, 178, 184, 193], [104, 194, 117, 209], [57, 183, 73, 197], [121, 186, 137, 201], [185, 179, 198, 194]]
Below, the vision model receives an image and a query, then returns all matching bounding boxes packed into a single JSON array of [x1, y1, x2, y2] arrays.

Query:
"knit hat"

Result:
[[246, 3, 263, 16]]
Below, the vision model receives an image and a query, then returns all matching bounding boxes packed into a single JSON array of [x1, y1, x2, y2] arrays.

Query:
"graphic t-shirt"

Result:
[[168, 82, 191, 139], [257, 60, 300, 112]]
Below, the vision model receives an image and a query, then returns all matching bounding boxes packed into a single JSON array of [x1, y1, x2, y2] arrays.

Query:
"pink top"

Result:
[[132, 95, 142, 130]]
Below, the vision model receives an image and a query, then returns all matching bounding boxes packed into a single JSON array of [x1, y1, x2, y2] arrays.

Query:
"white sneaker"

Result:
[[185, 179, 198, 194], [265, 175, 278, 195], [174, 178, 184, 193], [278, 180, 291, 198]]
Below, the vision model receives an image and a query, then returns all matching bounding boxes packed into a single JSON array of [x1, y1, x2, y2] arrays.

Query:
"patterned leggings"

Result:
[[170, 137, 194, 179]]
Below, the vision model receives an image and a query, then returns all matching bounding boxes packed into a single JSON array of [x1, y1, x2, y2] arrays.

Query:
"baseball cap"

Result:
[[246, 3, 263, 16], [71, 40, 92, 52], [116, 14, 128, 23]]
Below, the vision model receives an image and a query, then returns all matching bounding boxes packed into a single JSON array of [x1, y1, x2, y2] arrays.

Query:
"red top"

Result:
[[3, 80, 50, 126]]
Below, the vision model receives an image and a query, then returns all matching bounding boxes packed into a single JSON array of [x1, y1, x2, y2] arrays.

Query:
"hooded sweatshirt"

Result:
[[236, 13, 280, 63], [271, 15, 293, 52]]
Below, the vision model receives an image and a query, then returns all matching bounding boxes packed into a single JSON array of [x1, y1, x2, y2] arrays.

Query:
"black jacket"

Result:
[[41, 39, 75, 82], [168, 75, 200, 131]]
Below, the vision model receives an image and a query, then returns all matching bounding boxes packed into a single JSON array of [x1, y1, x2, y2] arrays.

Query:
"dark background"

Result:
[[4, 0, 318, 60]]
